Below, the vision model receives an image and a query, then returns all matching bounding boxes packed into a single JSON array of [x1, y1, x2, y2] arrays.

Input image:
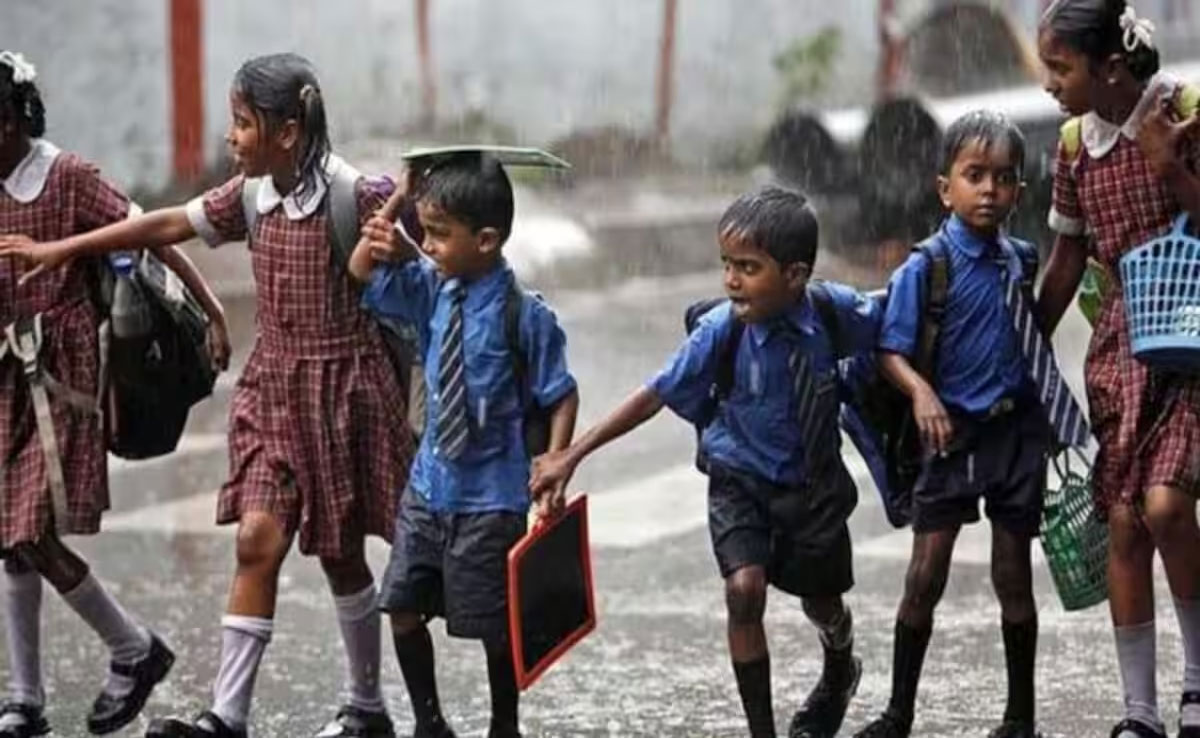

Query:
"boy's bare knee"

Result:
[[389, 612, 424, 637], [902, 556, 950, 615], [725, 567, 767, 625], [235, 515, 289, 572]]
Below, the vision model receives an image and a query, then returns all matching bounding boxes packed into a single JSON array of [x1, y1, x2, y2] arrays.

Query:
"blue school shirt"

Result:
[[878, 214, 1032, 416], [361, 258, 577, 513], [649, 283, 878, 487]]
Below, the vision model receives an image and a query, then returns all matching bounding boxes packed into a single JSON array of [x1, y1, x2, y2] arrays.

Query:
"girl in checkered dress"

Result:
[[1037, 2, 1200, 736], [0, 54, 414, 738], [0, 52, 230, 738]]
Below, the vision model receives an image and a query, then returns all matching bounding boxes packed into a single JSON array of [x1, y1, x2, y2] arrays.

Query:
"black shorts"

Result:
[[378, 489, 526, 639], [706, 462, 855, 598], [912, 400, 1051, 537]]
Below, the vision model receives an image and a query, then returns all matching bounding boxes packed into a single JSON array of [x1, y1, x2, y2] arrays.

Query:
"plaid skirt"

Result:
[[217, 326, 414, 558]]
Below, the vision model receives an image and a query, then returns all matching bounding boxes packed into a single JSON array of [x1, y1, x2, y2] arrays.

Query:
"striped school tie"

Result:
[[436, 282, 469, 460], [1000, 261, 1090, 449], [789, 350, 819, 444]]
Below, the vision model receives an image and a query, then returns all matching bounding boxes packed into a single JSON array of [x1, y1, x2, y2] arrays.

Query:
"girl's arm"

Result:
[[348, 214, 419, 283], [152, 245, 232, 371], [529, 386, 664, 501], [0, 207, 196, 277], [1035, 233, 1089, 335]]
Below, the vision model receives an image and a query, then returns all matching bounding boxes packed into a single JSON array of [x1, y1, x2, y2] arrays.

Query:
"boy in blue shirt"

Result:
[[350, 153, 579, 738], [531, 186, 878, 738], [853, 111, 1085, 738]]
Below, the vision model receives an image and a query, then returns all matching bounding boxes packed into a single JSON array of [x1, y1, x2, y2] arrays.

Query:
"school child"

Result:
[[529, 185, 875, 738], [1036, 2, 1200, 736], [0, 51, 229, 737], [0, 53, 414, 737], [350, 151, 580, 738], [852, 110, 1086, 738]]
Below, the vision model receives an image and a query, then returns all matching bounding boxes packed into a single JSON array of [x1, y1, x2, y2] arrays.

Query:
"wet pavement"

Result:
[[14, 261, 1177, 738]]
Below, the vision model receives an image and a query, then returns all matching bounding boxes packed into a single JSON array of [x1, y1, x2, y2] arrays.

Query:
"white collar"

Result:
[[2, 139, 61, 203], [1081, 72, 1179, 158], [255, 153, 348, 221]]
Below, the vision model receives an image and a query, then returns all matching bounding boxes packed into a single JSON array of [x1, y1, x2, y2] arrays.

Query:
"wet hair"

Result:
[[0, 56, 45, 138], [415, 152, 515, 244], [232, 53, 330, 201], [718, 185, 819, 268], [940, 109, 1026, 177], [1041, 0, 1160, 82]]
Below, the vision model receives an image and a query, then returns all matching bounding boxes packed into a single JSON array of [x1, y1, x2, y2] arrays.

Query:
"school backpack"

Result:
[[240, 162, 551, 456], [99, 251, 219, 459], [1059, 84, 1200, 326], [837, 231, 1040, 527], [682, 279, 852, 474]]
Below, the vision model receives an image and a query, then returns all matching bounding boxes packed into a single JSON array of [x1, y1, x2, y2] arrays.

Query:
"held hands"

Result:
[[1137, 93, 1200, 180], [912, 383, 954, 457], [530, 448, 577, 522], [361, 215, 407, 263], [0, 235, 73, 285]]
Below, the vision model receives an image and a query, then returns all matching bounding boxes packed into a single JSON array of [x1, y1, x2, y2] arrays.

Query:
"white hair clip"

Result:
[[0, 51, 36, 85], [1119, 5, 1156, 53]]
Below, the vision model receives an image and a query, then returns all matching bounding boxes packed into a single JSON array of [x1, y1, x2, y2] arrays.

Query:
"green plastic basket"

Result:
[[1040, 450, 1108, 611]]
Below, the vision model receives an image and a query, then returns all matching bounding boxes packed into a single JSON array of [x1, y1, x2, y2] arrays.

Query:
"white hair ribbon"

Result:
[[0, 51, 36, 85], [1119, 6, 1156, 52]]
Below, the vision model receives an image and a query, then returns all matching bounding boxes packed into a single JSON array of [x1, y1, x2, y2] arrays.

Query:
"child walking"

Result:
[[0, 53, 413, 738], [531, 185, 874, 738], [351, 152, 579, 738], [853, 111, 1084, 738], [1036, 2, 1200, 736], [0, 51, 229, 737]]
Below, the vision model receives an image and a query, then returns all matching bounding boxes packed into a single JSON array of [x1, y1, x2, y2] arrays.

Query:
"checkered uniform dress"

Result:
[[1052, 130, 1200, 514], [0, 153, 129, 547], [193, 173, 413, 558]]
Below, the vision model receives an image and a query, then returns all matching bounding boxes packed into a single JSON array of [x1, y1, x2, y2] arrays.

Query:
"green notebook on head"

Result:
[[401, 145, 571, 170]]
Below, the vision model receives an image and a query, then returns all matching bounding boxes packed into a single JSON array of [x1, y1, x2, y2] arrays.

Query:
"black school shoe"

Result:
[[852, 711, 911, 738], [314, 705, 396, 737], [486, 720, 521, 738], [1109, 718, 1167, 738], [145, 711, 247, 738], [987, 720, 1043, 738], [412, 722, 457, 738], [88, 632, 176, 734], [0, 703, 50, 738], [788, 648, 863, 738]]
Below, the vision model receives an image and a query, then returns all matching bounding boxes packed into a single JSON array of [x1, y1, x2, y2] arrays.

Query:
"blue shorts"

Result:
[[912, 399, 1051, 537], [706, 462, 855, 598], [378, 489, 526, 640]]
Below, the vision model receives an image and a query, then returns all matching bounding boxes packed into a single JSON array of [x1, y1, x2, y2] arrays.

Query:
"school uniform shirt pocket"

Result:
[[464, 346, 522, 462]]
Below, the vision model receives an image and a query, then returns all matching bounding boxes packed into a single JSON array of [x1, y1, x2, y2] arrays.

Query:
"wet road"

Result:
[[17, 266, 1176, 737]]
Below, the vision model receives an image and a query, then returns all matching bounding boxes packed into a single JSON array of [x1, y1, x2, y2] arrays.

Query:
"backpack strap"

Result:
[[1060, 117, 1084, 162], [505, 278, 528, 400], [807, 280, 843, 358], [324, 158, 364, 272], [241, 178, 261, 244], [714, 307, 745, 403], [915, 235, 950, 379]]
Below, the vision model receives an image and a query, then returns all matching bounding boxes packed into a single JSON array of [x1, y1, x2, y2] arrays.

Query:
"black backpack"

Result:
[[838, 231, 1040, 527], [682, 279, 848, 474], [98, 250, 218, 460], [242, 162, 551, 456]]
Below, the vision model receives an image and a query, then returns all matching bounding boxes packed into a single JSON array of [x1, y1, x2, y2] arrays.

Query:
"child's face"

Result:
[[1038, 28, 1100, 117], [937, 137, 1022, 236], [416, 199, 500, 279], [719, 230, 809, 324], [224, 92, 297, 180]]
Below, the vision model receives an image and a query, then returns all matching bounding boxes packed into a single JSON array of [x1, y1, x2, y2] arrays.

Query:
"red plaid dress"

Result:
[[0, 152, 130, 546], [191, 170, 413, 558], [1052, 129, 1200, 513]]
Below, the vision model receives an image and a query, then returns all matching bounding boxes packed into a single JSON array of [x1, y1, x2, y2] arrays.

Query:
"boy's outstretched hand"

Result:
[[0, 235, 72, 285], [531, 448, 577, 521]]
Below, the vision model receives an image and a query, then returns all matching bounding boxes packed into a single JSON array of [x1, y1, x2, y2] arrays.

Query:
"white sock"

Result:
[[3, 569, 43, 707], [1175, 598, 1200, 726], [60, 573, 151, 696], [211, 615, 273, 730], [334, 585, 386, 714], [1115, 621, 1163, 733]]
